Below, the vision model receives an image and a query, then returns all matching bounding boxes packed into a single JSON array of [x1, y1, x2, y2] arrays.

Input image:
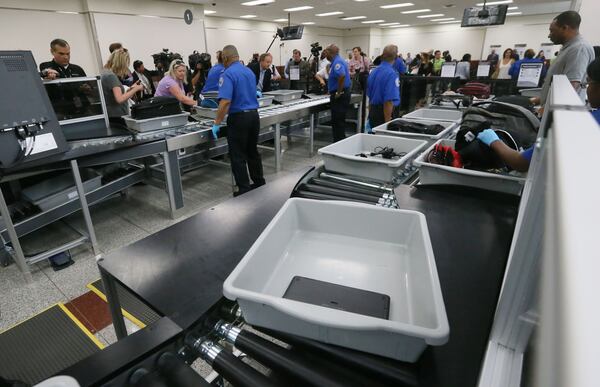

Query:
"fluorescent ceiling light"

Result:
[[431, 17, 454, 21], [273, 18, 288, 21], [439, 20, 461, 24], [402, 9, 430, 14], [241, 0, 274, 5], [341, 16, 367, 20], [362, 19, 385, 24], [476, 0, 512, 5], [508, 6, 518, 10], [387, 24, 410, 28], [506, 12, 522, 15], [56, 11, 80, 14], [302, 22, 315, 25], [139, 14, 159, 18], [240, 14, 257, 18], [316, 11, 344, 16], [381, 3, 414, 9], [204, 10, 216, 14], [417, 14, 444, 18], [354, 0, 370, 2], [283, 6, 314, 12], [379, 22, 400, 26]]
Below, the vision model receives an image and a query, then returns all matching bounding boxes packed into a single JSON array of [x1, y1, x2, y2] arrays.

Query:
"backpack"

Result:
[[131, 96, 182, 120], [457, 82, 491, 99], [456, 101, 539, 169]]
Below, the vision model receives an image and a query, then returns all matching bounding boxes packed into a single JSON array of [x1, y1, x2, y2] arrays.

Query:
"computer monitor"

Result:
[[517, 62, 544, 88], [462, 5, 508, 27]]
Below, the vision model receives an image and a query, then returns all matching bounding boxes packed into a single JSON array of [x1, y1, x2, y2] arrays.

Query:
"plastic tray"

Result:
[[22, 169, 102, 211], [258, 96, 275, 108], [403, 108, 463, 123], [123, 112, 190, 132], [372, 118, 458, 141], [223, 198, 449, 362], [264, 89, 304, 103], [413, 139, 526, 195], [318, 134, 427, 182]]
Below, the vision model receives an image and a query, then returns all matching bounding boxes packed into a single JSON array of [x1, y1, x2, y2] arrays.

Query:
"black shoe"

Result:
[[250, 181, 266, 190]]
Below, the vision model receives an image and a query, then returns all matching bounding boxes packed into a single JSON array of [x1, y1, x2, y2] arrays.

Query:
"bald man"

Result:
[[325, 44, 351, 142], [367, 45, 401, 128], [213, 45, 265, 196]]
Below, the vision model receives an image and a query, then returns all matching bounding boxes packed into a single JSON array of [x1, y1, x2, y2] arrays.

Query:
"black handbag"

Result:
[[130, 96, 182, 120]]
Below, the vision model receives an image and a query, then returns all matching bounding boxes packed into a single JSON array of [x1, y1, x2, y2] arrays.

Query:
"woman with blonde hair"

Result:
[[154, 59, 196, 106], [101, 48, 143, 124]]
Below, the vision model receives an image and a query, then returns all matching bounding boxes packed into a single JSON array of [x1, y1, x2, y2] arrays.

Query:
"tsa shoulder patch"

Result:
[[395, 77, 400, 87], [218, 77, 224, 87], [335, 63, 341, 71]]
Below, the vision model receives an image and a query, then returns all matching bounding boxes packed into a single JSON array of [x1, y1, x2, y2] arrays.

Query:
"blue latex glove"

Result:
[[256, 90, 263, 98], [477, 129, 500, 146], [211, 124, 220, 139], [364, 119, 372, 134]]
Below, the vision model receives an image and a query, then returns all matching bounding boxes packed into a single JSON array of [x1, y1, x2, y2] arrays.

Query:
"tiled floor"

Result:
[[0, 131, 331, 348]]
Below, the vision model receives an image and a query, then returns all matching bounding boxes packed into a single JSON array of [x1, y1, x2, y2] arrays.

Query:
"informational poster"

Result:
[[477, 61, 491, 77], [517, 62, 544, 88], [540, 43, 554, 59], [289, 65, 300, 81], [441, 62, 457, 78], [514, 44, 527, 59]]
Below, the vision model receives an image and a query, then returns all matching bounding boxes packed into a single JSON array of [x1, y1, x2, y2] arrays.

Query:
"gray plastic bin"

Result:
[[264, 89, 304, 103], [318, 134, 427, 182], [123, 112, 190, 132], [403, 108, 463, 123], [413, 139, 526, 195], [372, 118, 458, 141], [223, 198, 449, 362], [22, 169, 102, 211]]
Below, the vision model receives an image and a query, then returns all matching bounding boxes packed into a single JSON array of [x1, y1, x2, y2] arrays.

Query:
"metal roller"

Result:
[[299, 184, 383, 204], [319, 172, 394, 192], [309, 178, 389, 199], [295, 190, 373, 205], [215, 322, 347, 387], [191, 339, 277, 387]]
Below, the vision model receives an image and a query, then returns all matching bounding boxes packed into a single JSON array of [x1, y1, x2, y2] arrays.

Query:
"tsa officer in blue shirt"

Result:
[[325, 44, 351, 142], [202, 50, 224, 93], [367, 45, 401, 128], [213, 45, 265, 196]]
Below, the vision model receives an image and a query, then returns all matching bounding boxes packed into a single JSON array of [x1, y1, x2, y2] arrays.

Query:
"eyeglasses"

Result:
[[174, 60, 185, 66]]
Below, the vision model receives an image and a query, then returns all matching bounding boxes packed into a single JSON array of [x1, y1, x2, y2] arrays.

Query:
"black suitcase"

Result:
[[130, 96, 182, 120]]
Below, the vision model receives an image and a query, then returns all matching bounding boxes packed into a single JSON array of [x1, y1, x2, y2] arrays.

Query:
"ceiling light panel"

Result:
[[362, 19, 385, 24], [402, 9, 431, 14], [431, 18, 454, 21], [379, 22, 401, 26], [316, 11, 344, 16], [240, 14, 257, 18], [283, 6, 314, 12], [341, 16, 367, 20], [380, 3, 414, 9], [241, 0, 274, 5], [417, 14, 444, 18]]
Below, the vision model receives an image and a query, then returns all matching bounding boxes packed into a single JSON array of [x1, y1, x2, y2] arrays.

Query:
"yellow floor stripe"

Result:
[[58, 303, 105, 349], [86, 280, 147, 329]]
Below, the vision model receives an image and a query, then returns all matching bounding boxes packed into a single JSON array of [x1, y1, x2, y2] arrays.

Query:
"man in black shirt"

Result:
[[39, 38, 86, 79]]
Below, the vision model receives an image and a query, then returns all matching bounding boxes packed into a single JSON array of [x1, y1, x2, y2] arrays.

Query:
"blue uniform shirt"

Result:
[[366, 61, 400, 106], [218, 61, 259, 113], [521, 146, 534, 162], [592, 109, 600, 125], [202, 63, 224, 93], [328, 55, 351, 92], [394, 58, 407, 75], [509, 58, 544, 79]]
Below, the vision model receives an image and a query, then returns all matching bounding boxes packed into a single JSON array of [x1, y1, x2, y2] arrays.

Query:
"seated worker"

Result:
[[40, 38, 86, 79], [132, 60, 156, 99], [247, 53, 281, 93], [367, 45, 401, 128], [154, 59, 196, 107], [101, 48, 144, 125], [478, 57, 600, 171], [509, 49, 543, 80]]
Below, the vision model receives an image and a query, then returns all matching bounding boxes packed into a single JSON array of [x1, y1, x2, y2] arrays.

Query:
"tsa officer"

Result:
[[325, 44, 351, 142], [213, 45, 265, 196], [367, 45, 401, 128]]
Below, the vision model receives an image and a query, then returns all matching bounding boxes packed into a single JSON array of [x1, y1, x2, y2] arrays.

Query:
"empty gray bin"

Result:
[[264, 89, 304, 103], [372, 118, 458, 141], [22, 170, 102, 211], [318, 134, 427, 182], [223, 198, 449, 362], [403, 108, 463, 123], [413, 139, 526, 195], [123, 112, 190, 132]]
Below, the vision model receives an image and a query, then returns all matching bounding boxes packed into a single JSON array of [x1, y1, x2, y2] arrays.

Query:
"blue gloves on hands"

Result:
[[256, 90, 263, 98], [211, 124, 220, 139], [364, 119, 372, 134], [477, 129, 500, 146]]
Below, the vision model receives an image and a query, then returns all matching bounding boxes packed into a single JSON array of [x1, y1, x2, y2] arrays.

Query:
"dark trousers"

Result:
[[330, 88, 350, 142], [369, 104, 400, 129], [226, 110, 265, 194]]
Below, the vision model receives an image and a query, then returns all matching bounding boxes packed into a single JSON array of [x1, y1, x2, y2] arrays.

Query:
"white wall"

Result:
[[204, 17, 344, 66], [578, 0, 600, 46]]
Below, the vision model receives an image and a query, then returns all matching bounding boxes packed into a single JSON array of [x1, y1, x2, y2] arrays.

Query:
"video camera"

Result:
[[189, 51, 212, 71], [152, 48, 182, 74], [310, 42, 323, 57]]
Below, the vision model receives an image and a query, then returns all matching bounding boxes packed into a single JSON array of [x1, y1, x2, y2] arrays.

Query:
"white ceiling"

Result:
[[202, 0, 570, 28]]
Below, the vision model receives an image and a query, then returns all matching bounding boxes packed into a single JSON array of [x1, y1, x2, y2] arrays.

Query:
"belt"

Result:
[[229, 109, 258, 115]]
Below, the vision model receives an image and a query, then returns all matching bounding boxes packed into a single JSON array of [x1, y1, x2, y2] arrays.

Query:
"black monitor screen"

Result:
[[461, 5, 508, 27], [44, 79, 104, 122]]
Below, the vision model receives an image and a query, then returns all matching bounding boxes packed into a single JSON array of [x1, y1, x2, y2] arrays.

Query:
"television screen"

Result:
[[281, 25, 304, 41], [461, 5, 508, 27]]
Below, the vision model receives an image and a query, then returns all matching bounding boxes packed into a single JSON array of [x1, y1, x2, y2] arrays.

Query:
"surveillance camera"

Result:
[[211, 2, 216, 6]]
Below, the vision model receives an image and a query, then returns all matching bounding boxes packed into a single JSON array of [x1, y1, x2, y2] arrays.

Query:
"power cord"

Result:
[[356, 146, 407, 160]]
